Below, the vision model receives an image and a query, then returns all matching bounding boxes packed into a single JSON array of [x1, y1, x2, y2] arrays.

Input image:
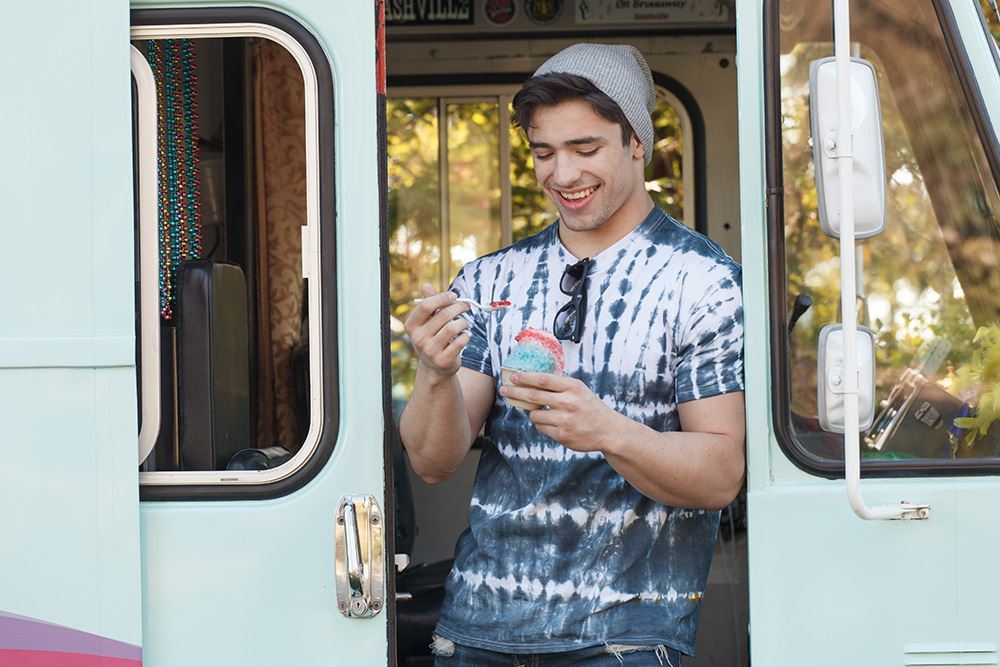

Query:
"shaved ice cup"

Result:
[[501, 328, 565, 411]]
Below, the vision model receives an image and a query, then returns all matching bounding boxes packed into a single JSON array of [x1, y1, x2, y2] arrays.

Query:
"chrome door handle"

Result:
[[335, 495, 385, 617]]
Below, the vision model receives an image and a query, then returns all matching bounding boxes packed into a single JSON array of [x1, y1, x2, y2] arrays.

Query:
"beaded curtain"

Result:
[[145, 39, 203, 320]]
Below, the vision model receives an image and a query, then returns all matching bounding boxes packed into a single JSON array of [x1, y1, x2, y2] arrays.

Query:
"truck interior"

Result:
[[383, 6, 746, 666]]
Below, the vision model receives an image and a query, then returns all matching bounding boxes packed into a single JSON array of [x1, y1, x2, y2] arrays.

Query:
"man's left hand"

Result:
[[499, 372, 623, 453]]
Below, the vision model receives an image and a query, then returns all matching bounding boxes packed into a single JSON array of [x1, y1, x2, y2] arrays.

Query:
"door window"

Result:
[[775, 0, 1000, 468], [132, 14, 336, 490]]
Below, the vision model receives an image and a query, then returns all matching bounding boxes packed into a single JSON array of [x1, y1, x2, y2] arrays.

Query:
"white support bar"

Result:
[[131, 45, 161, 467], [833, 0, 928, 521]]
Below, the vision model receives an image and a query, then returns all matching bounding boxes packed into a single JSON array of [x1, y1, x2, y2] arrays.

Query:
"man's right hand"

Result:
[[400, 284, 495, 485], [404, 284, 471, 379]]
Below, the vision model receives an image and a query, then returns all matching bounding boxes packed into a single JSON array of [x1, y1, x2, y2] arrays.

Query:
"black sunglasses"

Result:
[[553, 257, 592, 344]]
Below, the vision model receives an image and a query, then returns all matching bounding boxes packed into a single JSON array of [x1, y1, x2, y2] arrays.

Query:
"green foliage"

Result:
[[645, 101, 684, 221], [981, 0, 1000, 45], [386, 98, 441, 404], [510, 118, 557, 243], [445, 104, 502, 279], [951, 323, 1000, 445]]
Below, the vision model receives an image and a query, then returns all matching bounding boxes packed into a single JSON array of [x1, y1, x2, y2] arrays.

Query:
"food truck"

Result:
[[2, 0, 999, 664]]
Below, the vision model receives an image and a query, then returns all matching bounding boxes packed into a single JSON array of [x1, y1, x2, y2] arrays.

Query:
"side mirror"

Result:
[[817, 324, 876, 433], [809, 57, 886, 239]]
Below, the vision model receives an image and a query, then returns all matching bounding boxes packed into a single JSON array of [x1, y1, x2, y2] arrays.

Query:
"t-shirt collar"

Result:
[[552, 205, 665, 277]]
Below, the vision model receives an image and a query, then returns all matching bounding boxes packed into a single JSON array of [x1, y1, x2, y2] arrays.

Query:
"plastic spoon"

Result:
[[415, 297, 512, 313]]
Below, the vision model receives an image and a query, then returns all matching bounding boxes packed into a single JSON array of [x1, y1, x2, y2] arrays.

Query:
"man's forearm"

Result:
[[600, 413, 744, 510], [399, 364, 477, 484]]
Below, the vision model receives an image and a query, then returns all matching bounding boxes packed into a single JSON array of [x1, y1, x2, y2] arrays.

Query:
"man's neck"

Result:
[[558, 193, 655, 259]]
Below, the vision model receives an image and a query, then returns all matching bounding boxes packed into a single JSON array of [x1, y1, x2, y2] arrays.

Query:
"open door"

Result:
[[131, 4, 390, 666], [0, 1, 142, 664], [748, 0, 1000, 663]]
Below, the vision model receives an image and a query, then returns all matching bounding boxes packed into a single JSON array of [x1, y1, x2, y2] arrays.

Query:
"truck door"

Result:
[[131, 4, 390, 665], [745, 0, 1000, 663], [0, 1, 143, 664]]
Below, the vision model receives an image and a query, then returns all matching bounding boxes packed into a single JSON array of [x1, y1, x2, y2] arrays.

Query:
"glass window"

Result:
[[386, 89, 688, 406], [447, 102, 502, 277], [777, 0, 1000, 466], [647, 99, 685, 223], [980, 0, 1000, 52], [509, 107, 559, 243], [132, 21, 330, 486]]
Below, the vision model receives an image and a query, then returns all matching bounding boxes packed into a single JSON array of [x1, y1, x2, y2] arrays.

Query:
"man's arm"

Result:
[[401, 367, 494, 484], [398, 286, 495, 485], [601, 392, 745, 509], [500, 373, 745, 509]]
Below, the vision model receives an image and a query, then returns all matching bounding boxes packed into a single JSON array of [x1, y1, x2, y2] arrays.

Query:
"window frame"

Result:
[[133, 8, 340, 500], [764, 0, 1000, 479]]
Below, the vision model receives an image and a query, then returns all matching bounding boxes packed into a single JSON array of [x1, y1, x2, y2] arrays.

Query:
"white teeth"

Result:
[[561, 186, 596, 200]]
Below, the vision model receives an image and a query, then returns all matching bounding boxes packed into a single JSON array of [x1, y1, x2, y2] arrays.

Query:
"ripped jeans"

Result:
[[430, 635, 682, 666]]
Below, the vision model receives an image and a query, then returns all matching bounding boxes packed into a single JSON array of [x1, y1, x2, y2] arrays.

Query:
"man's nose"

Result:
[[551, 154, 582, 187]]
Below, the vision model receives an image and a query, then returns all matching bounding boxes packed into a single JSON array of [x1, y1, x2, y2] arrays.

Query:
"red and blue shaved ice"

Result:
[[504, 328, 565, 375]]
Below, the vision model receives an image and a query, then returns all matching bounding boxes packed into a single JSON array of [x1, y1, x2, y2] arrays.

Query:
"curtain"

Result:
[[253, 39, 307, 451]]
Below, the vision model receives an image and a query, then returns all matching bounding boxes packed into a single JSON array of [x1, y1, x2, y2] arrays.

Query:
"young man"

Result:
[[400, 43, 745, 666]]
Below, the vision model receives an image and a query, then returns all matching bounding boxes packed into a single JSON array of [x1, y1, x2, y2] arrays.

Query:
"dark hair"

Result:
[[512, 73, 633, 147]]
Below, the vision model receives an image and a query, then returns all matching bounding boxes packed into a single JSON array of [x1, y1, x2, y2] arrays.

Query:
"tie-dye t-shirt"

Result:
[[434, 207, 744, 656]]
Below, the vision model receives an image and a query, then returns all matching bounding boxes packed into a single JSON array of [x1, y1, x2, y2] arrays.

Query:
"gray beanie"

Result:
[[533, 43, 656, 165]]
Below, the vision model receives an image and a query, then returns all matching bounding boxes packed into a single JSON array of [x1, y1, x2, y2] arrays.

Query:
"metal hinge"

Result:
[[334, 495, 385, 618]]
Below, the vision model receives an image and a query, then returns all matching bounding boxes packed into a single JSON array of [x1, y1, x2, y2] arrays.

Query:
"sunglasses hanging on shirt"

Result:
[[553, 257, 592, 344]]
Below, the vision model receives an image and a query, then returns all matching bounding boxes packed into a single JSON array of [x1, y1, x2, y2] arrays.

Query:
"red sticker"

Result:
[[485, 0, 517, 25]]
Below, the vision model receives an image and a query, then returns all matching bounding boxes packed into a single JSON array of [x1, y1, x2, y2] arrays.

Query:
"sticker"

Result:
[[485, 0, 517, 24], [526, 0, 563, 24], [386, 0, 473, 25], [575, 0, 730, 24]]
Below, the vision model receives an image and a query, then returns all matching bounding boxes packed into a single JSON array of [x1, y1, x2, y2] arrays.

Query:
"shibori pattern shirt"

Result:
[[434, 206, 744, 656]]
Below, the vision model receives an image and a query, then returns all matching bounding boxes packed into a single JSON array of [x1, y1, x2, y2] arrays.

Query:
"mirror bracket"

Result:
[[822, 130, 852, 159]]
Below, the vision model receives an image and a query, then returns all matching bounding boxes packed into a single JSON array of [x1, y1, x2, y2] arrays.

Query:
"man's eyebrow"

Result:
[[565, 136, 608, 146], [529, 136, 608, 149]]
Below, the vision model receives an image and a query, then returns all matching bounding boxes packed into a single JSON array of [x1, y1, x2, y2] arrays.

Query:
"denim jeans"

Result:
[[430, 635, 682, 666]]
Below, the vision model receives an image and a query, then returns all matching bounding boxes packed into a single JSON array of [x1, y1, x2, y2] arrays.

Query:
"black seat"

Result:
[[175, 260, 252, 470]]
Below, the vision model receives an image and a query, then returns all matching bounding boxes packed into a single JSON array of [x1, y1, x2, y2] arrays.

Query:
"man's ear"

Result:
[[632, 134, 644, 161]]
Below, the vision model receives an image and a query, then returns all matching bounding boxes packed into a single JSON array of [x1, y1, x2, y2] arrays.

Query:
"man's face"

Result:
[[526, 99, 645, 233]]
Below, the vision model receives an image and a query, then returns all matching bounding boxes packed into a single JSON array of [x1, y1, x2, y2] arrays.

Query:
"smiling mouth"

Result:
[[558, 185, 599, 202]]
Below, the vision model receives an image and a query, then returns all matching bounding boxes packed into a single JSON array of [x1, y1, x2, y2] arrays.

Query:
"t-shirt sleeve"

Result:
[[674, 262, 745, 403], [448, 263, 493, 377]]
